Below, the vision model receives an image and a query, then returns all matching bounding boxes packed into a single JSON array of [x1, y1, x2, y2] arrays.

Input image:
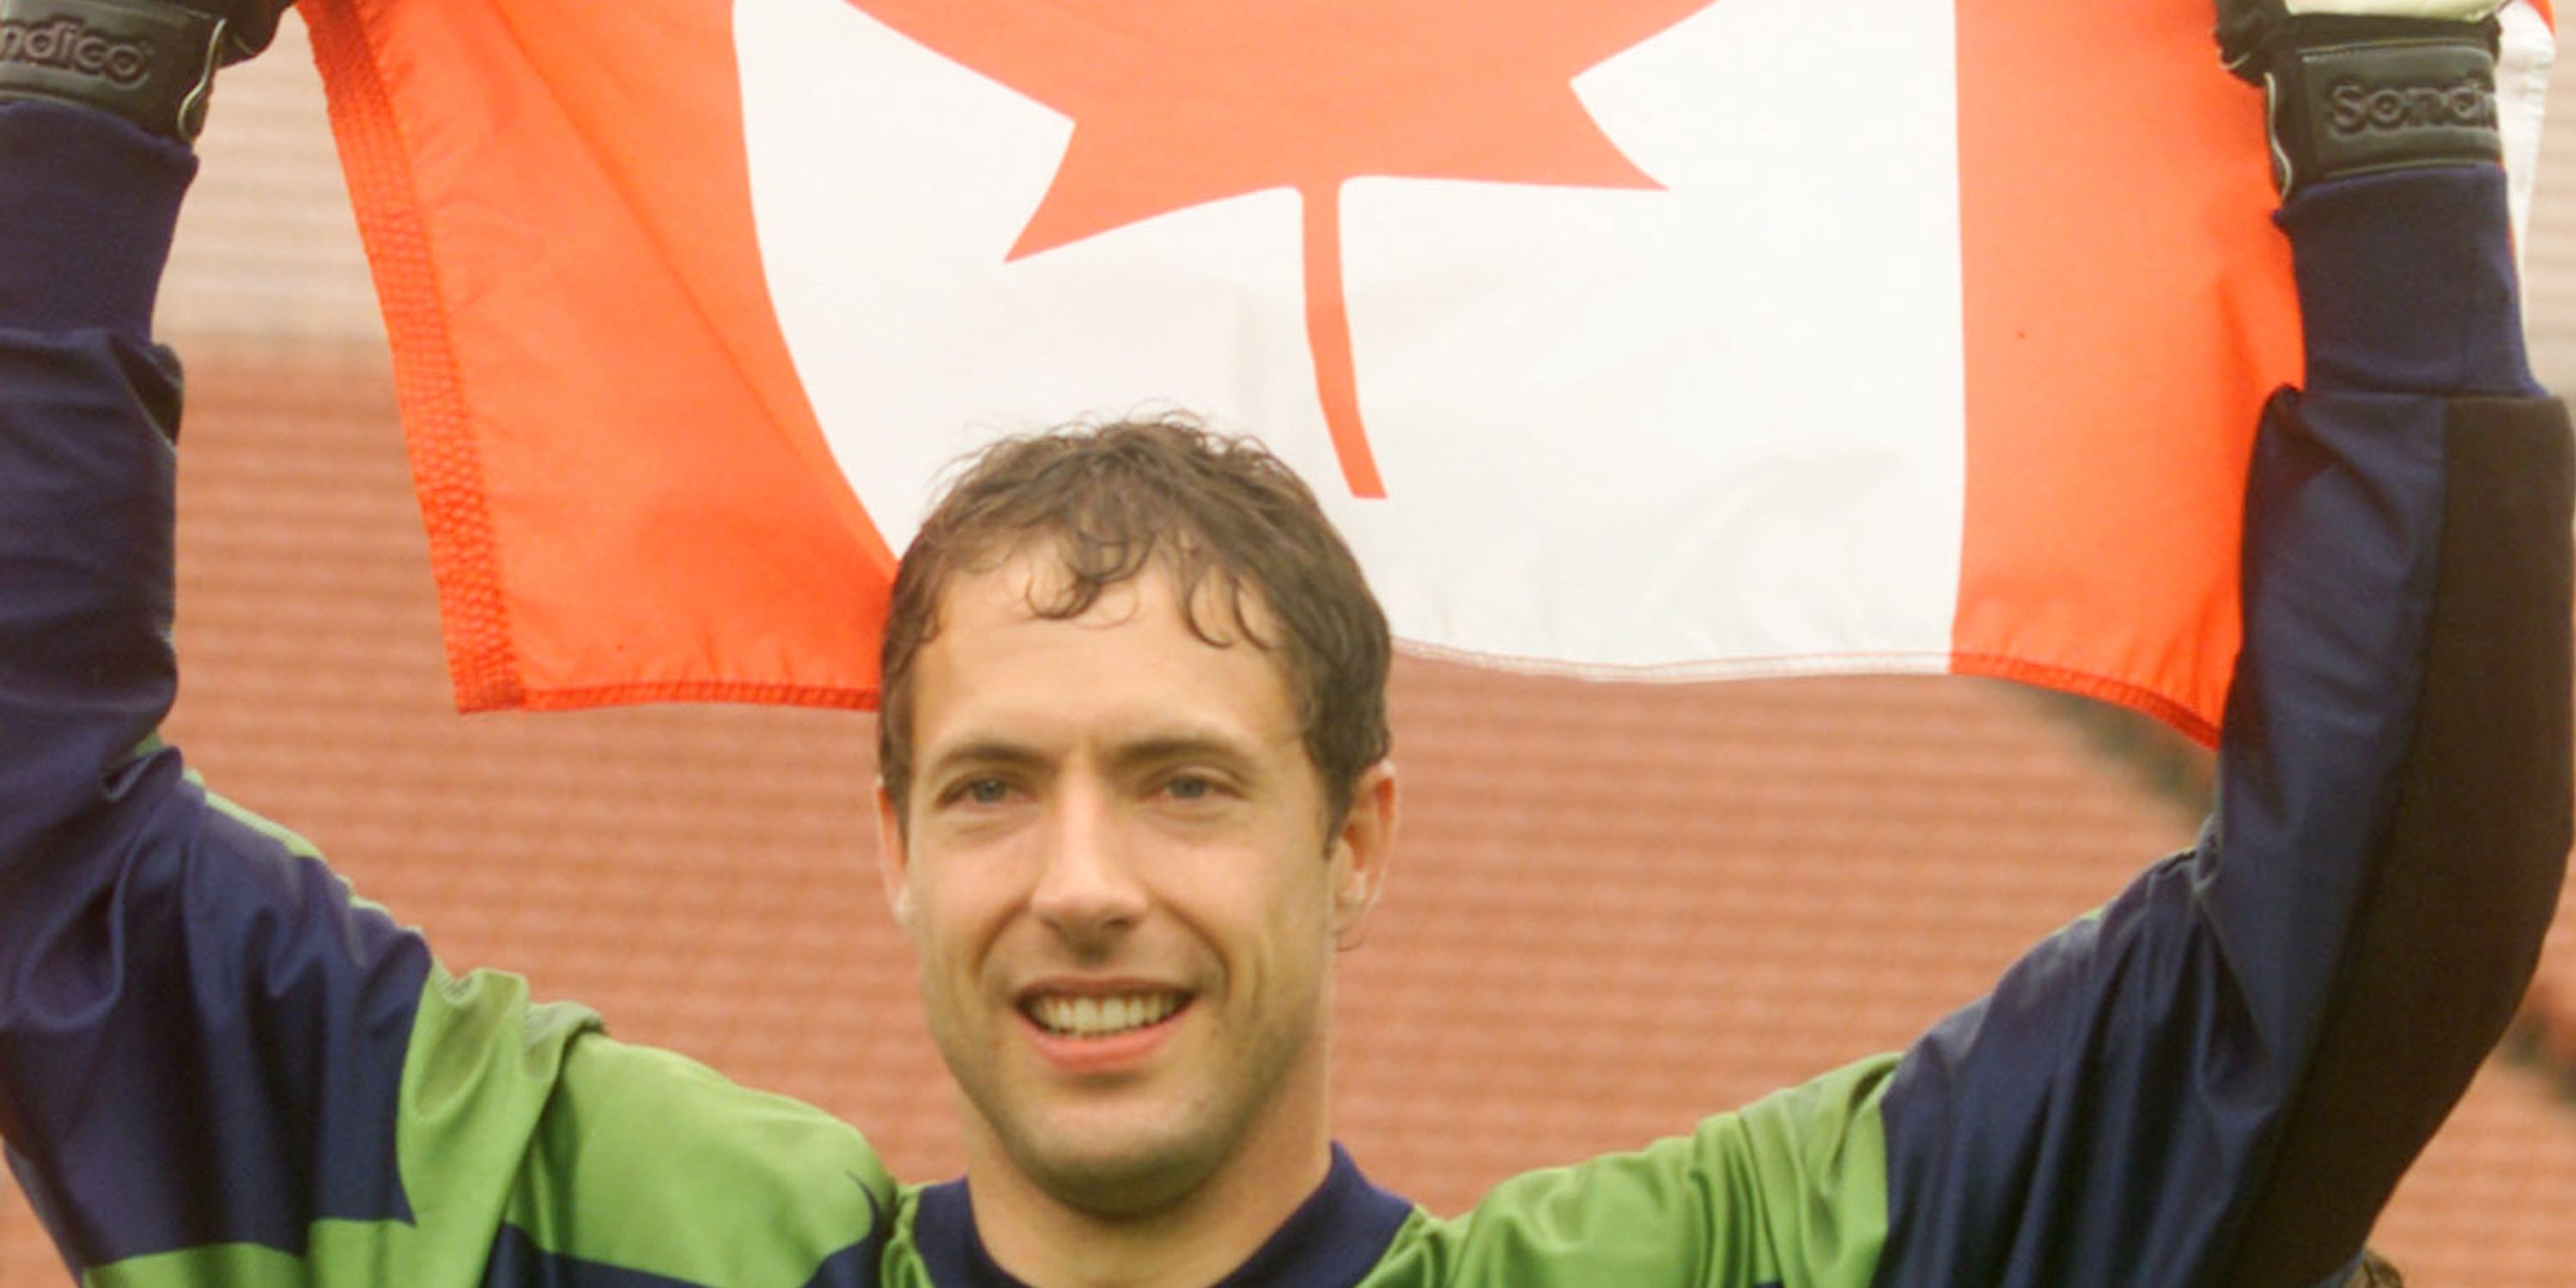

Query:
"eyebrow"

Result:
[[920, 740, 1052, 783], [1105, 734, 1261, 775], [920, 730, 1266, 782]]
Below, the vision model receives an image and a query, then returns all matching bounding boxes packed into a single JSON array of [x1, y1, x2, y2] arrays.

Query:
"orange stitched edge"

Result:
[[520, 680, 883, 713], [1950, 651, 2222, 748], [305, 0, 524, 713]]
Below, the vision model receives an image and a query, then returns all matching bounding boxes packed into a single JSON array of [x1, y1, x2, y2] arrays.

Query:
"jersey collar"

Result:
[[914, 1145, 1415, 1288]]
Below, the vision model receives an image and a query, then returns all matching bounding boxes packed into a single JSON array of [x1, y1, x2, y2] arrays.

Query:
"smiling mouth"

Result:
[[1022, 991, 1191, 1040]]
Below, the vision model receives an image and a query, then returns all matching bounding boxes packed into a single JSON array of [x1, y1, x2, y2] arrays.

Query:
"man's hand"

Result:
[[2216, 0, 2506, 196], [0, 0, 293, 142], [182, 0, 290, 65], [2219, 0, 2506, 82]]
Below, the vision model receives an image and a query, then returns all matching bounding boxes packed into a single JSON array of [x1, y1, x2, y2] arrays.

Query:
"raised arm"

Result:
[[0, 9, 445, 1271], [1872, 5, 2571, 1285], [0, 15, 907, 1285]]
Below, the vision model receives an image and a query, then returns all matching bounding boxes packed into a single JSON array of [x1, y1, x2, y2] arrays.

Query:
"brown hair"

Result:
[[878, 413, 1392, 828]]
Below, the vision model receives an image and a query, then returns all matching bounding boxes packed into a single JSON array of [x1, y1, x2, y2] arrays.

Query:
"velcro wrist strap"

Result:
[[0, 0, 221, 143], [2263, 24, 2501, 197]]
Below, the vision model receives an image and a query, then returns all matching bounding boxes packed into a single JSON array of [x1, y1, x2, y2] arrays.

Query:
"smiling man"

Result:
[[872, 444, 1398, 1281], [0, 1, 2568, 1287]]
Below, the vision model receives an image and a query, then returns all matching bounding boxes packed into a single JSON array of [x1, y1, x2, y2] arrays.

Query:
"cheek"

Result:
[[908, 862, 1026, 977], [1180, 854, 1339, 981]]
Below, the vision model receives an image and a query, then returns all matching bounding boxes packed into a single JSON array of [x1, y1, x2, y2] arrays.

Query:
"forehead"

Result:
[[908, 549, 1299, 756]]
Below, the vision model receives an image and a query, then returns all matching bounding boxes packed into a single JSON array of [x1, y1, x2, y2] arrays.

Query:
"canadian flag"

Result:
[[301, 0, 2554, 739]]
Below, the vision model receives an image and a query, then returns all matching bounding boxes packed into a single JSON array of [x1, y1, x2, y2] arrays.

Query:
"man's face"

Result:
[[875, 551, 1394, 1217]]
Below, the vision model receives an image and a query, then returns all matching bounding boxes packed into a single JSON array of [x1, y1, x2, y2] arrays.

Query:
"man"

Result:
[[0, 1, 2564, 1285]]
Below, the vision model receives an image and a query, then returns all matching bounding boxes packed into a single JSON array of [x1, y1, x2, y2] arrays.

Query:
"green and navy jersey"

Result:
[[1, 98, 2567, 1288]]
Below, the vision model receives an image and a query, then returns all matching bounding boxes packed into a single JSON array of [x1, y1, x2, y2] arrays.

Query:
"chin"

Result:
[[1006, 1113, 1230, 1219]]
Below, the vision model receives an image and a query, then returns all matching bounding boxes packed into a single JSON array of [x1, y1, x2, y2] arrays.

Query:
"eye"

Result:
[[1158, 771, 1240, 807], [945, 776, 1015, 807]]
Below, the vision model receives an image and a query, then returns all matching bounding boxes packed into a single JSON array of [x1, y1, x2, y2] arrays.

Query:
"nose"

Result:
[[1028, 782, 1149, 947]]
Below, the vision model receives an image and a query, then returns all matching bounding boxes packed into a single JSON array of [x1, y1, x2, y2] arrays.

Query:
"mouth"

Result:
[[1018, 989, 1193, 1041]]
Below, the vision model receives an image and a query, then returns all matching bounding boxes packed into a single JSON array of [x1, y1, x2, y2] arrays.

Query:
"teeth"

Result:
[[1030, 992, 1184, 1038]]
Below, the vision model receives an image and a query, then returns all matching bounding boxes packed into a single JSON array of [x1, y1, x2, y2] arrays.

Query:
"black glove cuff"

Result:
[[0, 0, 223, 143], [2256, 18, 2503, 197]]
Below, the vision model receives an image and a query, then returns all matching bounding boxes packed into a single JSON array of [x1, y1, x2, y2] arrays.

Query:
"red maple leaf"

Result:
[[848, 0, 1717, 498]]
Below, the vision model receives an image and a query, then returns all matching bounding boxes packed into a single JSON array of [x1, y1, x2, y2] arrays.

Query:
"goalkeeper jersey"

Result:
[[0, 99, 2567, 1288]]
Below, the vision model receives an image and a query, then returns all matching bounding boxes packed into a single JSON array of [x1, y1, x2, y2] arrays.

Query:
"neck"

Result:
[[963, 1057, 1334, 1288]]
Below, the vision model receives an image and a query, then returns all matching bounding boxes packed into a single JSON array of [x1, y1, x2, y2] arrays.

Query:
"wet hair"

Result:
[[878, 413, 1392, 828]]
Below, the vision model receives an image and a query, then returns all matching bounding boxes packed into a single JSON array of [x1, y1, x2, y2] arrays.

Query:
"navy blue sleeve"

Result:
[[1873, 163, 2572, 1288], [0, 102, 432, 1273]]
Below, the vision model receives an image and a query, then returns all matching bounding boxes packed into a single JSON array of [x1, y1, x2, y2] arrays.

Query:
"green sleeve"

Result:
[[1364, 1055, 1893, 1288], [88, 965, 900, 1288]]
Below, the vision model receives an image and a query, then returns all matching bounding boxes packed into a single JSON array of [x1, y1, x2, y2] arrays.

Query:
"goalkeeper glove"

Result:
[[2215, 0, 2506, 197], [0, 0, 292, 142]]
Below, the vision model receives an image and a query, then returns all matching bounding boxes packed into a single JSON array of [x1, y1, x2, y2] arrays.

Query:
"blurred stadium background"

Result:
[[8, 14, 2576, 1285]]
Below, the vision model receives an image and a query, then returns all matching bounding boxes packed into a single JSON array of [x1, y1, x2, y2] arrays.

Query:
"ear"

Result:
[[1328, 760, 1398, 950], [873, 779, 916, 931]]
